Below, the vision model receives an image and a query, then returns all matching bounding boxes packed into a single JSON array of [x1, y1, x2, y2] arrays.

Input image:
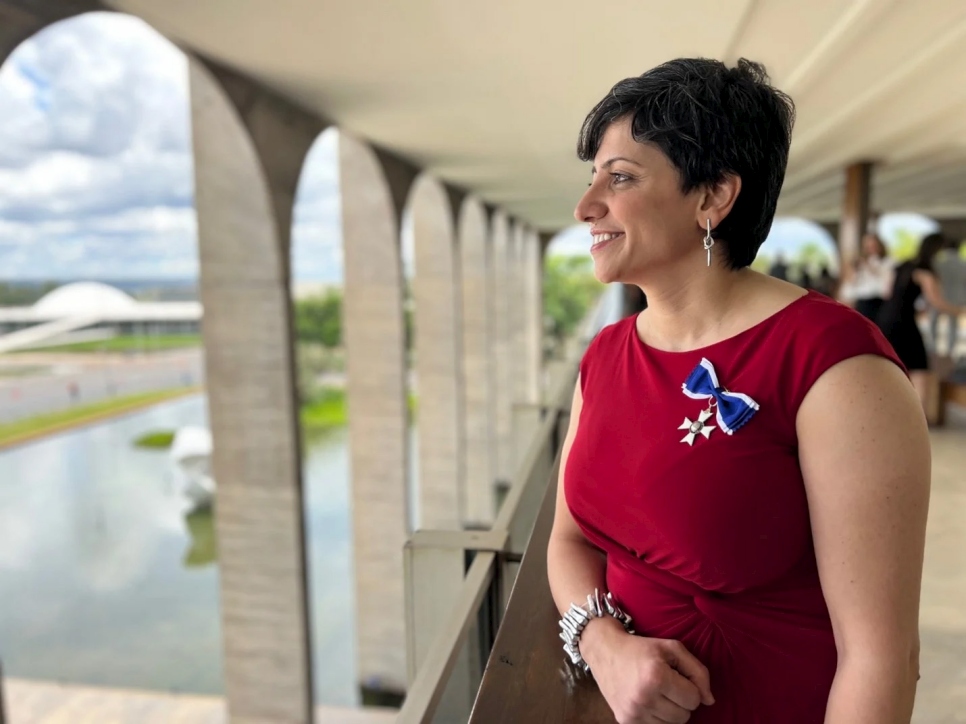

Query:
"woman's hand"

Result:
[[580, 616, 715, 723]]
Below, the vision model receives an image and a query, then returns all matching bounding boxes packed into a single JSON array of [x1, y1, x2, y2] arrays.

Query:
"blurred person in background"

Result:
[[877, 232, 966, 415], [814, 264, 838, 298], [928, 238, 965, 358], [798, 265, 814, 291], [768, 254, 789, 281], [839, 233, 894, 321]]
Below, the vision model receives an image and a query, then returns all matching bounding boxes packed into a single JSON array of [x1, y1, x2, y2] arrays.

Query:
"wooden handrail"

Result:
[[469, 457, 615, 723]]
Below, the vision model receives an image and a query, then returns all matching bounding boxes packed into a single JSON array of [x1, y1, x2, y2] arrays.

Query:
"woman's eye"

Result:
[[611, 173, 630, 184]]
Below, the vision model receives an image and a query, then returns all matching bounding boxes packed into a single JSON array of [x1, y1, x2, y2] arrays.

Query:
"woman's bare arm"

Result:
[[547, 378, 610, 620], [547, 377, 715, 721], [798, 355, 930, 724], [914, 269, 965, 316]]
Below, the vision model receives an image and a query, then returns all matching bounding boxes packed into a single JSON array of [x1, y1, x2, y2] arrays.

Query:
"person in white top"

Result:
[[838, 233, 894, 321]]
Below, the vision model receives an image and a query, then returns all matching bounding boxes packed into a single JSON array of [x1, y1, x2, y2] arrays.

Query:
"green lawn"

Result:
[[133, 430, 177, 448], [300, 388, 417, 429], [19, 334, 201, 354], [301, 387, 348, 430], [1, 384, 413, 450], [0, 388, 198, 449], [131, 388, 351, 449]]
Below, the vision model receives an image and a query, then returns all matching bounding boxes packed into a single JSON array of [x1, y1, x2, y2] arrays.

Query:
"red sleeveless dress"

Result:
[[565, 291, 903, 723]]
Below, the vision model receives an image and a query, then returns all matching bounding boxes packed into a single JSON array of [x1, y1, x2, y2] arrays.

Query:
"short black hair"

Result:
[[577, 58, 796, 269]]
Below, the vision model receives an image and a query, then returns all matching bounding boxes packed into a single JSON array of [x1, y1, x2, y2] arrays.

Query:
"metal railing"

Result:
[[397, 285, 621, 723]]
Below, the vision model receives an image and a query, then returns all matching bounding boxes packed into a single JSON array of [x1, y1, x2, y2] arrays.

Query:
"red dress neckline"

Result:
[[631, 289, 815, 356]]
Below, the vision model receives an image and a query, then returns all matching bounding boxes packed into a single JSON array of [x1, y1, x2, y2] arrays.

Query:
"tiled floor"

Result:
[[913, 406, 966, 723]]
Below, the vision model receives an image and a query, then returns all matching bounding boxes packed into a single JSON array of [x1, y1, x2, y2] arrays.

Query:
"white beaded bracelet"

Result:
[[558, 588, 635, 673]]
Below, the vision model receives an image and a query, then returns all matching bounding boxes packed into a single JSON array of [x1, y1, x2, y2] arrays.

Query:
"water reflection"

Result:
[[0, 395, 362, 706]]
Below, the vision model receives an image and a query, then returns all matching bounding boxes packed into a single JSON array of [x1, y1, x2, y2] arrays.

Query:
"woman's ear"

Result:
[[697, 174, 741, 230]]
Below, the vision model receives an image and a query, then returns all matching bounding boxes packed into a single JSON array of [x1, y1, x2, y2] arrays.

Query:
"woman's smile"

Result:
[[591, 230, 624, 254]]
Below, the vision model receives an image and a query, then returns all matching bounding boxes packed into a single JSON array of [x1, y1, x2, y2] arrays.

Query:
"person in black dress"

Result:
[[877, 232, 966, 413]]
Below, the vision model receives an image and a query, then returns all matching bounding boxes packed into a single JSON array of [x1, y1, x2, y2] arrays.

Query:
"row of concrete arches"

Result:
[[0, 8, 545, 717]]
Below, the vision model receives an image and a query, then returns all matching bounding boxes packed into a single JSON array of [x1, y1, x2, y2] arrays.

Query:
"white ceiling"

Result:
[[107, 0, 966, 230]]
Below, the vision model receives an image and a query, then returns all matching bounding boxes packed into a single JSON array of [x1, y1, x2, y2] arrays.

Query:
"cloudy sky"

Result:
[[0, 13, 940, 282], [0, 12, 341, 282]]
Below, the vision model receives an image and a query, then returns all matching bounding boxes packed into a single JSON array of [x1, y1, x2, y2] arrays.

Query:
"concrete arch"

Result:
[[490, 211, 513, 486], [458, 196, 495, 526], [189, 58, 316, 723], [338, 131, 409, 695], [877, 212, 940, 259], [0, 3, 94, 67], [760, 217, 841, 276], [405, 173, 462, 530], [2, 9, 317, 721]]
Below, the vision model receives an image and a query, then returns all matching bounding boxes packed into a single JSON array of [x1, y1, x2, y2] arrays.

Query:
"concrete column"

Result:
[[338, 132, 409, 696], [508, 222, 529, 406], [840, 162, 874, 270], [522, 228, 543, 404], [490, 212, 513, 487], [508, 223, 540, 471], [408, 174, 462, 530], [190, 59, 322, 724], [458, 197, 495, 526]]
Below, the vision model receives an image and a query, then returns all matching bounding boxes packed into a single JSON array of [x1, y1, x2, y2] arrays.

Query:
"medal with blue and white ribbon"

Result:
[[678, 358, 759, 446]]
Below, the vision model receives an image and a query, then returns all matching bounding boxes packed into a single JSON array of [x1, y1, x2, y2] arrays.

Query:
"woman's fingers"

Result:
[[649, 694, 694, 723], [662, 640, 715, 706], [657, 666, 701, 711]]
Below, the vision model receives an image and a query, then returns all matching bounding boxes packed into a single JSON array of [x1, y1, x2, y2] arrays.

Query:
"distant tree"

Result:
[[543, 255, 604, 353], [0, 281, 57, 306], [750, 253, 772, 274], [891, 228, 922, 262], [293, 289, 342, 348], [792, 241, 834, 276]]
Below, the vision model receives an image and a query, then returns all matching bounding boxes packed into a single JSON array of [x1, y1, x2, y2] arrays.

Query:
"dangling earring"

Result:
[[703, 219, 715, 267]]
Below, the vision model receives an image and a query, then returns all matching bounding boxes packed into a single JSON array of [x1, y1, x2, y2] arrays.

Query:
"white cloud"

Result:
[[0, 15, 344, 284], [292, 129, 343, 283], [0, 13, 195, 280]]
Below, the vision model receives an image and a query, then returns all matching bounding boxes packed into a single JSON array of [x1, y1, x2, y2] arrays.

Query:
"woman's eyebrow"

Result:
[[591, 156, 643, 173]]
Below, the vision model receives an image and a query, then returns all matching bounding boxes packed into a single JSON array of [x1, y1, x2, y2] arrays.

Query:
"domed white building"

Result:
[[0, 282, 202, 352], [32, 282, 140, 318]]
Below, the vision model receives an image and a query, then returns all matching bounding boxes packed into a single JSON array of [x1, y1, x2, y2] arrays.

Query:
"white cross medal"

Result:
[[678, 357, 759, 448], [678, 406, 715, 446]]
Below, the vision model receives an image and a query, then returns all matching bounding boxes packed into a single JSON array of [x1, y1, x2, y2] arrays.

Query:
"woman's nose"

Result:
[[574, 183, 606, 223]]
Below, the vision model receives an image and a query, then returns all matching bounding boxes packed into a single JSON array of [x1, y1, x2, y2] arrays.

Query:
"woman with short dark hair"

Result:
[[548, 58, 929, 724]]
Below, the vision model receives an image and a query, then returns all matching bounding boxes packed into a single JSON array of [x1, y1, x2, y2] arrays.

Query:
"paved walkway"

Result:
[[3, 678, 397, 724], [0, 350, 203, 424], [914, 407, 966, 723]]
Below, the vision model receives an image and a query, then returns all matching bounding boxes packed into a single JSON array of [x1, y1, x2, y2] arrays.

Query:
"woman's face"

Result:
[[861, 234, 880, 257], [574, 116, 703, 285]]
